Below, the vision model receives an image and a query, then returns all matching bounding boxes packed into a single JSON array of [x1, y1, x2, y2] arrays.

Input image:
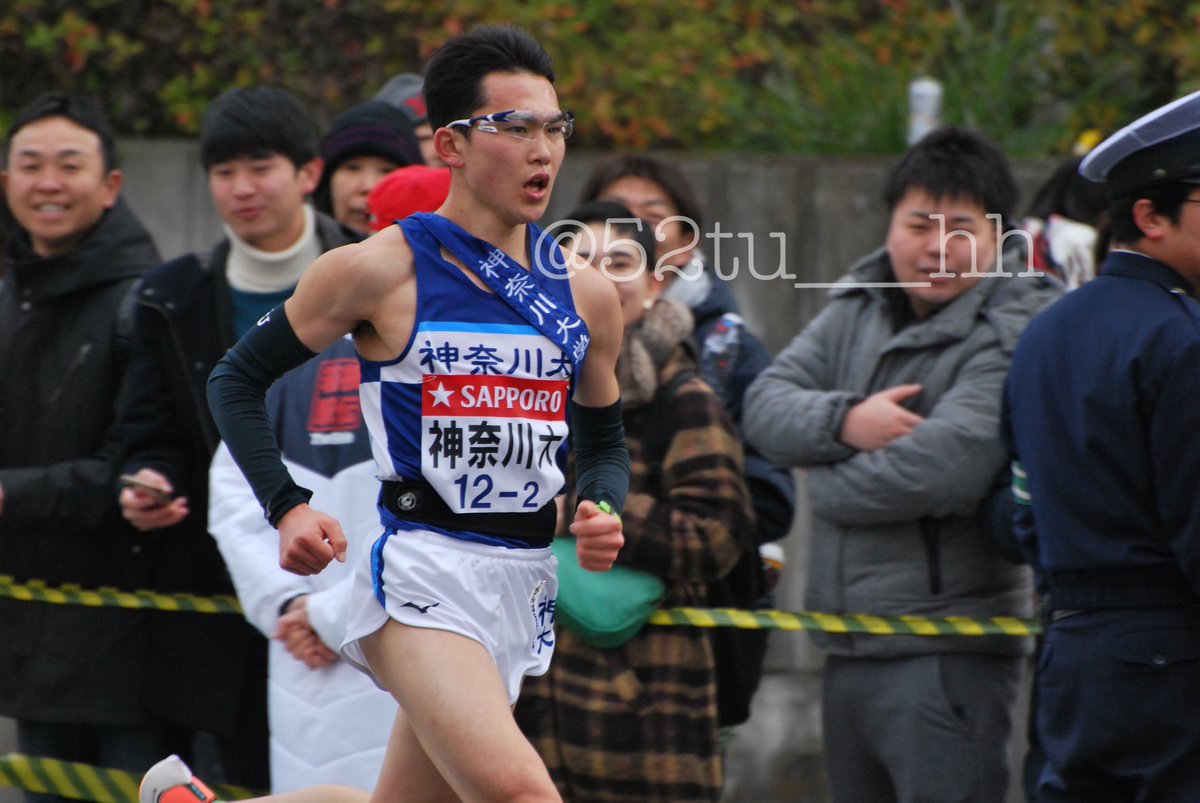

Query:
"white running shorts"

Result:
[[341, 526, 558, 705]]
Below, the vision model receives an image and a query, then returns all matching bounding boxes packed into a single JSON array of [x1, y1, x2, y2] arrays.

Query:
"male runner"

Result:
[[163, 25, 627, 803]]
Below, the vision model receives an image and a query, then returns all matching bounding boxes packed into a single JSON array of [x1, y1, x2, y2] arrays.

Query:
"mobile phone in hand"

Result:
[[119, 474, 173, 504]]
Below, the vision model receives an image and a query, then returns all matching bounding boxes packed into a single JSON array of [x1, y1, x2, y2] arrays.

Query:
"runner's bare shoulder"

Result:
[[346, 224, 417, 290], [565, 253, 620, 330], [337, 224, 420, 358], [285, 225, 418, 353]]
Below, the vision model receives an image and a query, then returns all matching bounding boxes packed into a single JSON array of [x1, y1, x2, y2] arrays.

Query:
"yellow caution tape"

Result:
[[647, 607, 1041, 636], [0, 575, 1039, 635], [0, 753, 259, 802], [0, 575, 243, 615]]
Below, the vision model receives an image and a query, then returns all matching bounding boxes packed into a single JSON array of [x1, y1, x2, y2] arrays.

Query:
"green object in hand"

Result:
[[596, 500, 621, 521]]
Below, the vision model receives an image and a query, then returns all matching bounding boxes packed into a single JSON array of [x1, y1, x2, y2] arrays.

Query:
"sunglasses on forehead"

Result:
[[447, 109, 574, 142]]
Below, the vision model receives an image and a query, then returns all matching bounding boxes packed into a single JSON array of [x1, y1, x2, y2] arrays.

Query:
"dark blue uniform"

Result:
[[1002, 250, 1200, 802]]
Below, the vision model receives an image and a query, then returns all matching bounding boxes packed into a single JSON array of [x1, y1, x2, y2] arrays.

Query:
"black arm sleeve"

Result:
[[569, 398, 631, 515], [206, 304, 318, 526]]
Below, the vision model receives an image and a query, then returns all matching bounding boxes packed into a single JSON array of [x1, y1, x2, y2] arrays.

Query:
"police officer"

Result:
[[1003, 92, 1200, 802]]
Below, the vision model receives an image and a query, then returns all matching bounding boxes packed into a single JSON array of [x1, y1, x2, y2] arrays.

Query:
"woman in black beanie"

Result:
[[313, 100, 421, 234]]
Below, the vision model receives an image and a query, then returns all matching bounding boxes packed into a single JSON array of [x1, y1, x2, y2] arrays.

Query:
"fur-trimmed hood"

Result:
[[617, 298, 695, 409]]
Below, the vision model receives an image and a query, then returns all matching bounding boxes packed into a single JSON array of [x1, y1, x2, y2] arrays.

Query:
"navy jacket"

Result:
[[1003, 251, 1200, 610]]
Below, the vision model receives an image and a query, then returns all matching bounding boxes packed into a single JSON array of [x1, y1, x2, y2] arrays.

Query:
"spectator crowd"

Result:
[[2, 22, 1198, 803]]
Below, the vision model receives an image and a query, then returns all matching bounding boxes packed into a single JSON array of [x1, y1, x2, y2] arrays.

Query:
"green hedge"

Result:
[[1, 0, 1196, 154]]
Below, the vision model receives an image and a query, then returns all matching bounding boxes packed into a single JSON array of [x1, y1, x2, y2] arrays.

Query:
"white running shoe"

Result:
[[138, 755, 217, 803]]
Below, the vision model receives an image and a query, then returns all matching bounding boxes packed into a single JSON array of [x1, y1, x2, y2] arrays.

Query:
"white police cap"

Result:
[[1080, 89, 1200, 197]]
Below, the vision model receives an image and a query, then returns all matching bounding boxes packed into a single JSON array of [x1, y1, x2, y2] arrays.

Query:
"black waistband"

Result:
[[1046, 565, 1200, 611], [379, 481, 556, 547]]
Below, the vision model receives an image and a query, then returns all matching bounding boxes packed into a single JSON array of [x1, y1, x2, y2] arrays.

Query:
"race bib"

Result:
[[416, 322, 570, 513]]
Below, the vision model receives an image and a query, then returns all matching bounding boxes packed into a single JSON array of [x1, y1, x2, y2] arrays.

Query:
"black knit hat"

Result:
[[314, 100, 422, 216], [320, 100, 421, 172]]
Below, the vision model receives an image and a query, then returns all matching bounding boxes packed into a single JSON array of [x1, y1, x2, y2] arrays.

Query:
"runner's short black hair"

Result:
[[199, 86, 319, 170], [423, 25, 555, 131]]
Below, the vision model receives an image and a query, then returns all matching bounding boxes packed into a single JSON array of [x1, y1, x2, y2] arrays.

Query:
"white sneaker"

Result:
[[139, 755, 217, 803]]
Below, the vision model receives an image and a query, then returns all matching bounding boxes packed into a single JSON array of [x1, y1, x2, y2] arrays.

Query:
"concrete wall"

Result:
[[117, 144, 895, 353], [117, 142, 1055, 354]]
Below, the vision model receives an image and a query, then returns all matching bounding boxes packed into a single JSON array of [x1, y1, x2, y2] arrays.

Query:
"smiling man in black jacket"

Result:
[[0, 91, 163, 802]]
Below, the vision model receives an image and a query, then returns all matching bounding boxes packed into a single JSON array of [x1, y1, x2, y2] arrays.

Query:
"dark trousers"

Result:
[[1035, 607, 1200, 802]]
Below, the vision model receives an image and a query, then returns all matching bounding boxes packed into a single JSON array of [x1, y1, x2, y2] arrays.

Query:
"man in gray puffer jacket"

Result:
[[744, 128, 1063, 803]]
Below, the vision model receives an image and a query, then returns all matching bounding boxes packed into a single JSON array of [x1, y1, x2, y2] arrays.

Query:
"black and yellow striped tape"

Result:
[[648, 607, 1040, 637], [0, 753, 259, 802], [0, 575, 243, 615], [0, 575, 1040, 636]]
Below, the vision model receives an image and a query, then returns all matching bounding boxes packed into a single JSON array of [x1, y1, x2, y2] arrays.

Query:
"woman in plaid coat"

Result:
[[515, 203, 756, 802]]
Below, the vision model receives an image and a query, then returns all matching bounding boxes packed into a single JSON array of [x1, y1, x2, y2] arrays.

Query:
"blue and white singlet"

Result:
[[358, 216, 579, 539]]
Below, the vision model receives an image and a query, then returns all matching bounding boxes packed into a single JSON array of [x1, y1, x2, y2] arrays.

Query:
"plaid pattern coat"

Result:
[[516, 300, 755, 802]]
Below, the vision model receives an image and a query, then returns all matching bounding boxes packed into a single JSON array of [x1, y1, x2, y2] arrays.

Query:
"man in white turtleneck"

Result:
[[114, 86, 359, 791], [222, 204, 324, 336]]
